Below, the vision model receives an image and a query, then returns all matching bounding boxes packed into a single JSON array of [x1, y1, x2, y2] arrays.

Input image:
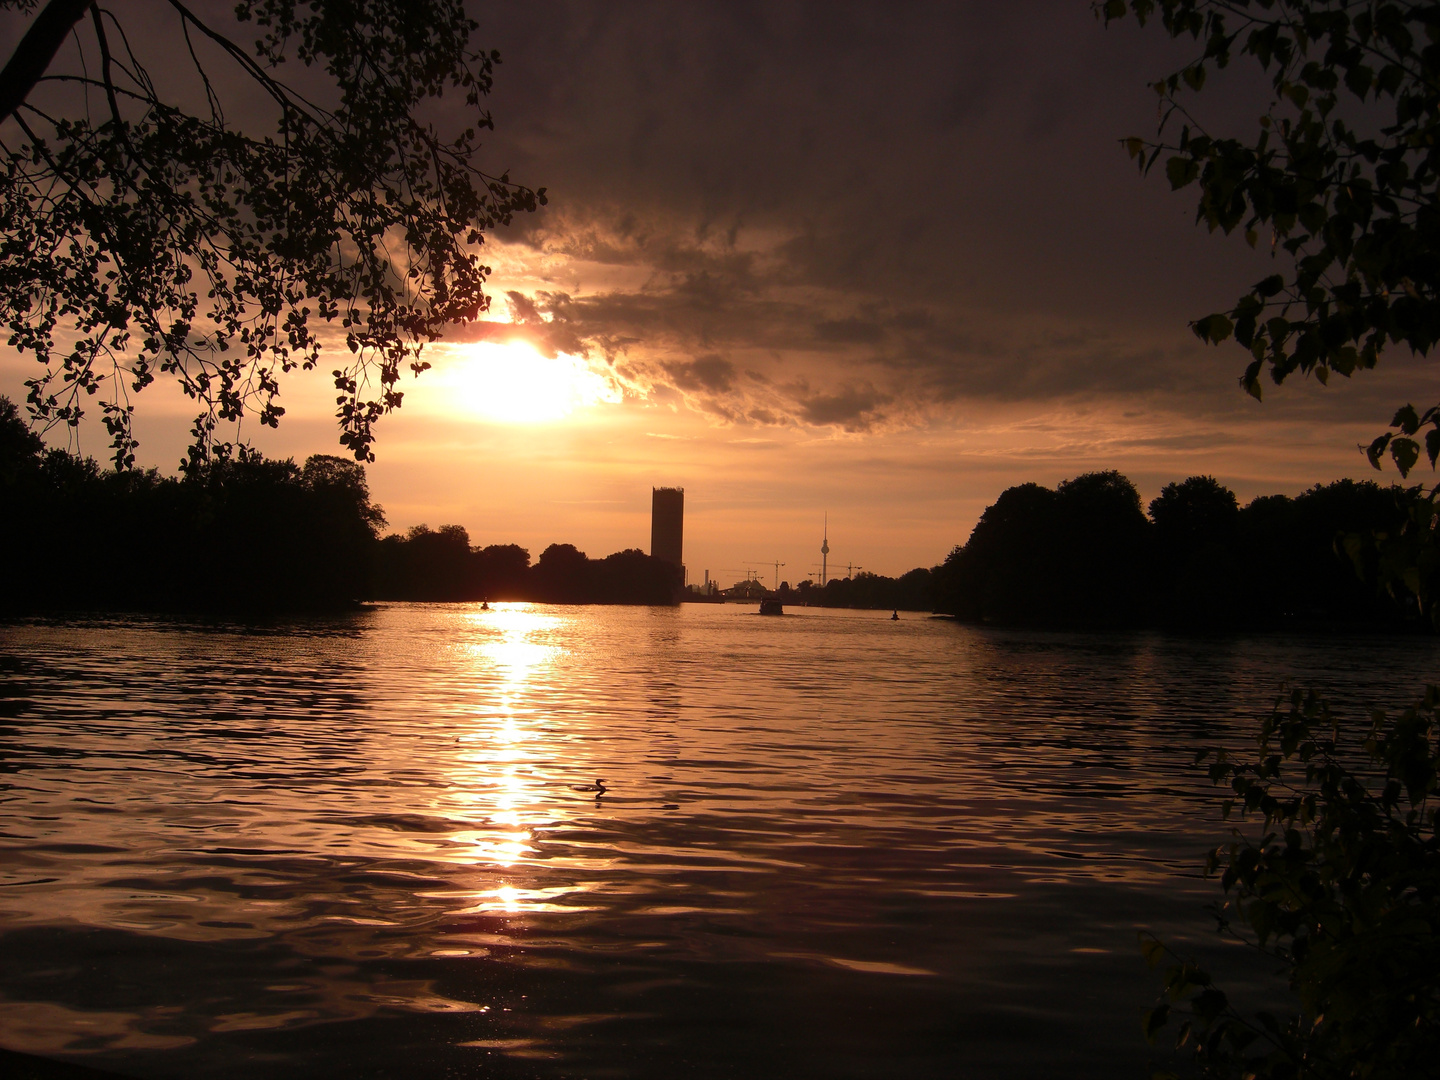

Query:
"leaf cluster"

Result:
[[0, 0, 544, 469], [1339, 480, 1440, 622], [1143, 686, 1440, 1078], [1099, 1, 1440, 468]]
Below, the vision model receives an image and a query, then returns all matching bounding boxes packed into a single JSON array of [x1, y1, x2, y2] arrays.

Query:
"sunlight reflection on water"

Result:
[[452, 606, 561, 889], [0, 604, 1437, 1079]]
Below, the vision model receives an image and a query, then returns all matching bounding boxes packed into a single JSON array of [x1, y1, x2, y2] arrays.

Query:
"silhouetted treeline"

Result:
[[372, 525, 532, 601], [0, 397, 680, 612], [934, 470, 1420, 630], [6, 395, 1418, 624], [0, 398, 381, 612], [786, 569, 936, 610], [370, 530, 680, 605]]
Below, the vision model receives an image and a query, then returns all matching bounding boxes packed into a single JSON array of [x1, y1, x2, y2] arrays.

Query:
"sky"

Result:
[[7, 1, 1440, 586]]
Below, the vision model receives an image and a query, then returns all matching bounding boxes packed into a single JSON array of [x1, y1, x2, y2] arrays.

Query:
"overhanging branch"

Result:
[[0, 0, 93, 121]]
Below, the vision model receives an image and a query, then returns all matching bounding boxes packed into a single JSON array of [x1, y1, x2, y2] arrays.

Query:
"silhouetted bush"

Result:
[[1144, 687, 1440, 1078]]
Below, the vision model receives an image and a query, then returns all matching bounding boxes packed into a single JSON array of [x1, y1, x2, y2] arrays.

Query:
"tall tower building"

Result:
[[651, 487, 684, 574], [821, 513, 829, 587]]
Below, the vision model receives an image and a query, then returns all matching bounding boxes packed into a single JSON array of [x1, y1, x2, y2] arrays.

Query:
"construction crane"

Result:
[[716, 568, 760, 586], [809, 560, 862, 584], [740, 561, 786, 590]]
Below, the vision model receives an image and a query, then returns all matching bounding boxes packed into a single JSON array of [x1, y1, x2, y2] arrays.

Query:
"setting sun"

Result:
[[440, 341, 620, 423]]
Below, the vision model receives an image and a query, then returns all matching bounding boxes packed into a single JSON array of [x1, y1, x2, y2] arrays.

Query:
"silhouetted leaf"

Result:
[[1195, 313, 1234, 343], [1391, 437, 1420, 478]]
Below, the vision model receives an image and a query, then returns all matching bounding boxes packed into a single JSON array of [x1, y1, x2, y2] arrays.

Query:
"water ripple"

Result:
[[0, 604, 1436, 1078]]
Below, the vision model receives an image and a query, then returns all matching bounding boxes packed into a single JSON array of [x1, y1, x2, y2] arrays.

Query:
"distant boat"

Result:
[[759, 599, 784, 616], [891, 610, 899, 621], [481, 599, 490, 610]]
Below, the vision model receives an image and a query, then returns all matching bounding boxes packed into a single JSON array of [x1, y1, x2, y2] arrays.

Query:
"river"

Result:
[[0, 604, 1435, 1078]]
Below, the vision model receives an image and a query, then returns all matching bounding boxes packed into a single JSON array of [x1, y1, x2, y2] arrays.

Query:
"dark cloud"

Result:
[[505, 291, 542, 323], [664, 355, 737, 393], [463, 1, 1291, 430], [815, 319, 885, 345], [795, 385, 893, 430]]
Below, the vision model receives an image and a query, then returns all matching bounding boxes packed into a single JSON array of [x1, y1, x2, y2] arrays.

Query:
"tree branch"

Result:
[[162, 0, 328, 129], [89, 3, 121, 129], [0, 0, 94, 121]]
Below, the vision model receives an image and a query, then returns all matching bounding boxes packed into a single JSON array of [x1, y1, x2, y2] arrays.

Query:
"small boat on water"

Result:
[[759, 599, 784, 616]]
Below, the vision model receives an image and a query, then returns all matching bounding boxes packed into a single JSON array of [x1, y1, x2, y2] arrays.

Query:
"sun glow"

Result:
[[441, 341, 619, 423]]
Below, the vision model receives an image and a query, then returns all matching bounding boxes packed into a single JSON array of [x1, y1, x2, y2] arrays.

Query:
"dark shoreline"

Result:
[[0, 1047, 137, 1080], [0, 600, 1427, 638]]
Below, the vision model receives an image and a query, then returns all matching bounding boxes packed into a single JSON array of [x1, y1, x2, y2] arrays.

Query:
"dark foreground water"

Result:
[[0, 604, 1437, 1079]]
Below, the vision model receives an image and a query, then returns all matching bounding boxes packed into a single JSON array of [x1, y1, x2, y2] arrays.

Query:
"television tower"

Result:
[[820, 513, 829, 587]]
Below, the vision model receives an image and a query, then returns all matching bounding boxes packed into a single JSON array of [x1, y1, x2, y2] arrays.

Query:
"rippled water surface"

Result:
[[1, 604, 1438, 1078]]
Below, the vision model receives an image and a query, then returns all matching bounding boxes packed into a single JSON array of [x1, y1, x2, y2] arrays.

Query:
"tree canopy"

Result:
[[0, 0, 543, 469], [0, 395, 386, 610], [1098, 0, 1440, 474], [934, 470, 1414, 628]]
